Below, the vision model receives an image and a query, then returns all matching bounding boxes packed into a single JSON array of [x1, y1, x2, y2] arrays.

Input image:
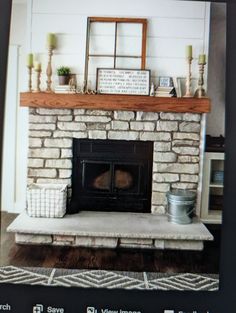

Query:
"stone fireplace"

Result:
[[27, 108, 202, 215], [8, 99, 213, 250]]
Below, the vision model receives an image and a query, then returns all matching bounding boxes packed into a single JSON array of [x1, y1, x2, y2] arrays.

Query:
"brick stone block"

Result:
[[178, 156, 200, 163], [156, 121, 178, 131], [153, 173, 179, 183], [58, 116, 73, 122], [57, 122, 86, 131], [172, 146, 199, 156], [29, 138, 42, 148], [160, 112, 183, 121], [61, 149, 73, 158], [36, 108, 71, 115], [85, 110, 112, 116], [73, 109, 86, 115], [114, 111, 135, 120], [108, 131, 139, 140], [29, 115, 57, 123], [45, 159, 72, 169], [136, 112, 159, 121], [29, 123, 56, 131], [154, 142, 171, 152], [151, 205, 166, 214], [88, 130, 107, 139], [28, 168, 57, 178], [140, 132, 171, 141], [28, 158, 44, 168], [44, 138, 72, 148], [182, 113, 201, 122], [152, 182, 170, 192], [59, 169, 72, 178], [112, 121, 129, 130], [179, 122, 200, 133], [173, 132, 200, 141], [153, 152, 177, 163], [180, 174, 199, 183], [152, 192, 167, 205], [171, 182, 197, 189], [28, 148, 60, 159], [29, 131, 52, 138], [75, 116, 111, 123], [154, 163, 199, 174], [130, 121, 155, 131]]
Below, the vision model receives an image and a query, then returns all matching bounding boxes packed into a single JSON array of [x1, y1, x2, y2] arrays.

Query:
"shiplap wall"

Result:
[[29, 0, 210, 90]]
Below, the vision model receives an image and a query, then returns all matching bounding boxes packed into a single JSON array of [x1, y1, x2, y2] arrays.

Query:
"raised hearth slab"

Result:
[[7, 211, 213, 251]]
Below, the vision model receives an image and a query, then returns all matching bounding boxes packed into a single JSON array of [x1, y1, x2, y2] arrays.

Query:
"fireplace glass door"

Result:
[[69, 139, 153, 214]]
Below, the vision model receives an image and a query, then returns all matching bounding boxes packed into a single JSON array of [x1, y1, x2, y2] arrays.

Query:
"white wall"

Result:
[[29, 0, 210, 91], [1, 3, 28, 213]]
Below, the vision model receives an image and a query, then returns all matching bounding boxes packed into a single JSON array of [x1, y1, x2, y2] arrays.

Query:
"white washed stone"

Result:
[[172, 140, 199, 147], [140, 132, 171, 141], [73, 109, 86, 115], [45, 159, 72, 169], [15, 233, 52, 244], [29, 108, 36, 114], [58, 115, 73, 122], [160, 112, 183, 121], [61, 149, 73, 158], [27, 178, 35, 184], [57, 122, 86, 131], [172, 146, 199, 155], [152, 183, 170, 192], [114, 111, 135, 120], [154, 152, 177, 163], [152, 192, 167, 205], [130, 121, 155, 131], [88, 130, 107, 139], [28, 158, 44, 168], [85, 110, 112, 116], [172, 182, 197, 189], [29, 123, 56, 131], [75, 115, 111, 123], [29, 138, 42, 148], [44, 138, 72, 148], [173, 132, 200, 141], [179, 122, 200, 133], [28, 168, 57, 178], [108, 131, 139, 140], [72, 132, 88, 139], [53, 131, 87, 139], [59, 169, 72, 178], [76, 236, 118, 248], [112, 121, 129, 130], [36, 108, 71, 115], [36, 178, 71, 185], [29, 131, 52, 138], [119, 238, 153, 248], [153, 173, 179, 183], [154, 142, 171, 152], [156, 121, 178, 131], [178, 156, 200, 163], [29, 115, 57, 123], [28, 148, 60, 158], [86, 123, 108, 130], [154, 163, 199, 174], [136, 111, 159, 121], [182, 113, 201, 122], [151, 205, 166, 214], [181, 174, 199, 183]]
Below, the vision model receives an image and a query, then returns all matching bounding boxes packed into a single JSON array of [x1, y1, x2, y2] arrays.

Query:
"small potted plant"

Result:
[[57, 66, 71, 85]]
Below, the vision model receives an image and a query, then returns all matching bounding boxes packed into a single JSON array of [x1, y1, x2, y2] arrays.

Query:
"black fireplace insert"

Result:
[[68, 138, 153, 213]]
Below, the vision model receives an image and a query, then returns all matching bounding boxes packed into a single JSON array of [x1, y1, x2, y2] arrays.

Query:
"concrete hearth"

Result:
[[7, 211, 213, 251]]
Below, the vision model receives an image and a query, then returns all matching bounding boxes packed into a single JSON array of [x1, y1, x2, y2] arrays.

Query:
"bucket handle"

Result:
[[167, 207, 195, 219]]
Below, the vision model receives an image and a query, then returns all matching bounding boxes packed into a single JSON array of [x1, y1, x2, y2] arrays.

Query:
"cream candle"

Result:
[[27, 53, 33, 67], [34, 61, 41, 71], [47, 33, 56, 48], [186, 45, 193, 58], [198, 54, 206, 64]]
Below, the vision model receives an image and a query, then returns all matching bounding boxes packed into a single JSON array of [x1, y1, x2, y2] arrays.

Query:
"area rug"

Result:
[[0, 266, 219, 291]]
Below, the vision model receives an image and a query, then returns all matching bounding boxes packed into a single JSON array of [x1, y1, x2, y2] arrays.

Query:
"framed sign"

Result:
[[96, 68, 151, 95]]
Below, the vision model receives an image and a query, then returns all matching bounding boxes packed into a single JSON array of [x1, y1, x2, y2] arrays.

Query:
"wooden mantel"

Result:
[[20, 92, 211, 113]]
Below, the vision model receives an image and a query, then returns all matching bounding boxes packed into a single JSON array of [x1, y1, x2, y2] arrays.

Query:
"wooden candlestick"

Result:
[[184, 56, 193, 97], [33, 69, 42, 93], [46, 46, 54, 92], [194, 62, 207, 98], [27, 66, 33, 92]]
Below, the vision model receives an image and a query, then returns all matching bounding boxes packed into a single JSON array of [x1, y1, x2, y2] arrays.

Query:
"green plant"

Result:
[[57, 66, 71, 76]]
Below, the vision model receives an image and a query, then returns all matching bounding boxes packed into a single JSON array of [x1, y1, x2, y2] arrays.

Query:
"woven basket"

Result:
[[27, 184, 67, 218]]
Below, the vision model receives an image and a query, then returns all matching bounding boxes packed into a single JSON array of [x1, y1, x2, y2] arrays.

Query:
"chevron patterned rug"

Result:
[[0, 266, 219, 291]]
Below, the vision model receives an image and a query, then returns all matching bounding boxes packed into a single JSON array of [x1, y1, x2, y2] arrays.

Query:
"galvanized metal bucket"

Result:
[[166, 190, 196, 224]]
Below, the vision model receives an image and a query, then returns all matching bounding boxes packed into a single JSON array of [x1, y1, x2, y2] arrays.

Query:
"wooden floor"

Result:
[[0, 212, 220, 273]]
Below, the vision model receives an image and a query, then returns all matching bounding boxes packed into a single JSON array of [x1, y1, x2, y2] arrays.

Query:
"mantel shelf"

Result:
[[20, 92, 211, 113]]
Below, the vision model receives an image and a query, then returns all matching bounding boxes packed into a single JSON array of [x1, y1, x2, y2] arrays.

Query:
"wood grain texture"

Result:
[[20, 92, 211, 113]]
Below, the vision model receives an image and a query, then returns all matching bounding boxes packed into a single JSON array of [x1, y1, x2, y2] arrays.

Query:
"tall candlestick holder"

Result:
[[184, 56, 193, 97], [194, 62, 206, 98], [27, 66, 33, 92], [46, 45, 54, 92], [33, 69, 42, 93]]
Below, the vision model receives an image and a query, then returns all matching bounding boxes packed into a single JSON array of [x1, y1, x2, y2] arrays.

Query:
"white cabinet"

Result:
[[201, 152, 224, 224]]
